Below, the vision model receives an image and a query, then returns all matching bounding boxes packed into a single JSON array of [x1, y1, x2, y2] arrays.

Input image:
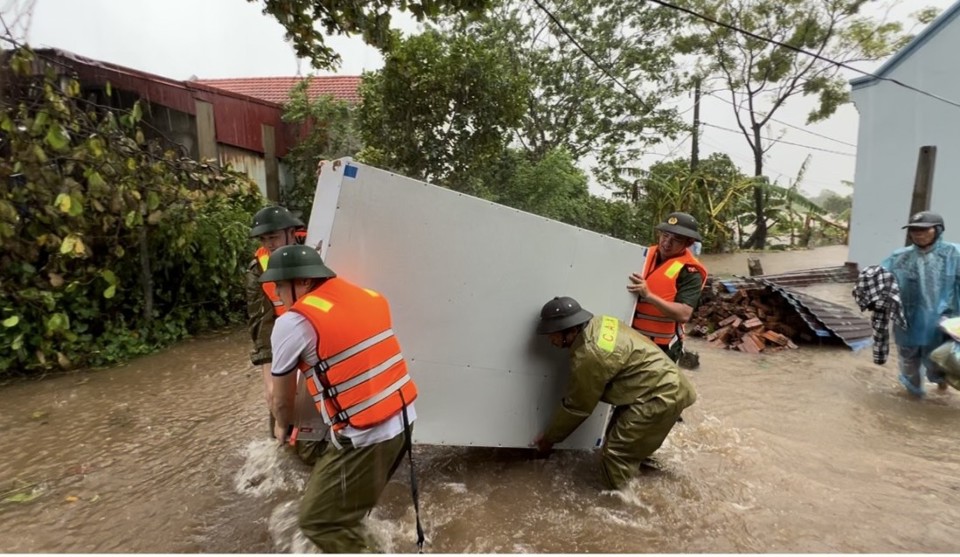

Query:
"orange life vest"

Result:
[[292, 277, 418, 432], [255, 247, 287, 317], [632, 247, 707, 347]]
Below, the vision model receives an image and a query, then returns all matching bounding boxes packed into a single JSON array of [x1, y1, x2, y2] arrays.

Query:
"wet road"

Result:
[[2, 246, 959, 552]]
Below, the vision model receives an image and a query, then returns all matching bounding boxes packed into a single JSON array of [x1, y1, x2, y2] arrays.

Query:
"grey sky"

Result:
[[23, 0, 958, 197]]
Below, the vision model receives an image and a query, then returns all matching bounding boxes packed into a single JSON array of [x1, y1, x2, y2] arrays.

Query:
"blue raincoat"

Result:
[[881, 238, 960, 348]]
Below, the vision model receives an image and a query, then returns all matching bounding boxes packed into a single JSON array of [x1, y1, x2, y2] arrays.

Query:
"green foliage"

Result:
[[252, 0, 492, 69], [0, 48, 263, 375], [913, 6, 941, 25], [357, 29, 527, 189], [812, 189, 852, 216], [628, 153, 754, 252], [281, 79, 363, 221], [673, 0, 912, 248], [480, 147, 648, 243], [465, 0, 684, 185]]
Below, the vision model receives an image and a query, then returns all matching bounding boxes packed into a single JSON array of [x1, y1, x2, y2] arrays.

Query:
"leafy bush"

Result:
[[0, 48, 263, 375]]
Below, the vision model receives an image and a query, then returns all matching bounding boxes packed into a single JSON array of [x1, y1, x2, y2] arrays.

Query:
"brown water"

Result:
[[3, 245, 960, 553]]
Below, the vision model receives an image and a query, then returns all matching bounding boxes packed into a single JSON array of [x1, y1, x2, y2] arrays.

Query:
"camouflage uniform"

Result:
[[542, 315, 697, 489]]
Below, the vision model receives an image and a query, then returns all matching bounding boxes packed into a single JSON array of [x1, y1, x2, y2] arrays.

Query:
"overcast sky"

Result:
[[20, 0, 958, 197]]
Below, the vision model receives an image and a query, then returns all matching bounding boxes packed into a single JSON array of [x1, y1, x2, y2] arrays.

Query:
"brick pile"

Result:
[[688, 283, 809, 353]]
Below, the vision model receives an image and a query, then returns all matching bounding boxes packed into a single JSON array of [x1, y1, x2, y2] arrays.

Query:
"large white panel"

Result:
[[305, 160, 650, 450]]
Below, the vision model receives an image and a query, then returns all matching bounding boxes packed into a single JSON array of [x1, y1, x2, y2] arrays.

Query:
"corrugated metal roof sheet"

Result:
[[719, 264, 859, 290], [761, 281, 874, 351], [33, 48, 295, 157], [193, 76, 362, 105], [716, 266, 873, 351]]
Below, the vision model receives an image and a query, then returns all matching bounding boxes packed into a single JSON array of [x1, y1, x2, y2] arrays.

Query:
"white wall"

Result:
[[849, 11, 960, 266], [303, 160, 658, 449]]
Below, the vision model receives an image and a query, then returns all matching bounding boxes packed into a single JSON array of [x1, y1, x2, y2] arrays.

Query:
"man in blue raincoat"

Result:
[[881, 211, 960, 396]]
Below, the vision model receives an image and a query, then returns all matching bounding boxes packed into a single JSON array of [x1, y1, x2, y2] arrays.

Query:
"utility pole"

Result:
[[904, 146, 936, 246], [690, 77, 701, 172]]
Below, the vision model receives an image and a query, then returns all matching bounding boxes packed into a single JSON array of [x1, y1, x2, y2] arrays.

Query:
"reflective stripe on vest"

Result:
[[632, 247, 707, 346], [255, 246, 286, 317], [293, 278, 418, 431]]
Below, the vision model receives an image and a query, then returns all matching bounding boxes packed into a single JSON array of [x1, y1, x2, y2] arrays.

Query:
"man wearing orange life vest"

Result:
[[262, 245, 418, 553], [627, 212, 708, 363], [246, 206, 307, 437]]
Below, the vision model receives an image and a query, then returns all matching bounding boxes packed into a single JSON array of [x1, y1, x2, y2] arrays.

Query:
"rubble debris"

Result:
[[688, 282, 809, 352]]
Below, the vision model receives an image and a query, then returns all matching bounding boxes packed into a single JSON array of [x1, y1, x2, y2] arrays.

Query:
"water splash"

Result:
[[266, 499, 412, 554], [233, 439, 305, 497], [268, 500, 317, 553]]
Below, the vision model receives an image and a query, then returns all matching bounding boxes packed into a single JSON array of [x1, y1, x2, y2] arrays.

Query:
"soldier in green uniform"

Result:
[[532, 296, 697, 490], [246, 206, 321, 463]]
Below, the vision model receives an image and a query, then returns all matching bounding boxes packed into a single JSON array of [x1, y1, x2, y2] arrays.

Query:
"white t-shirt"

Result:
[[271, 312, 416, 448]]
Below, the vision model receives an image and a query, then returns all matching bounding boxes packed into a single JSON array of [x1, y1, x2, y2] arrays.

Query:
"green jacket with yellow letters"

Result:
[[542, 315, 697, 444]]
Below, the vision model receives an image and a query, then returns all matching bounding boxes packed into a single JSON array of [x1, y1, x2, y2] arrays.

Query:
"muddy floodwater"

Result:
[[2, 245, 959, 553]]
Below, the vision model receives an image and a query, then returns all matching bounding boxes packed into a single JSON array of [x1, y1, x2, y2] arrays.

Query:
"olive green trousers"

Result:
[[600, 374, 696, 490], [298, 428, 410, 553]]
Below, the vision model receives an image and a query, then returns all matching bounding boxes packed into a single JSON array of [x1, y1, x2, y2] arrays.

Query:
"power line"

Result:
[[529, 0, 652, 112], [530, 0, 859, 160], [704, 92, 858, 148], [701, 122, 856, 157], [646, 0, 960, 110], [698, 135, 852, 189]]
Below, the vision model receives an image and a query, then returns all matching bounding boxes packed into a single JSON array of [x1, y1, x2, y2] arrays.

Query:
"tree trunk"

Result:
[[138, 202, 153, 324], [745, 124, 767, 249], [690, 77, 701, 172]]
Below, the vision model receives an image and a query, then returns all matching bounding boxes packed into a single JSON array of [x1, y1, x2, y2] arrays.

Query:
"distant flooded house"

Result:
[[24, 48, 359, 201], [848, 0, 960, 266]]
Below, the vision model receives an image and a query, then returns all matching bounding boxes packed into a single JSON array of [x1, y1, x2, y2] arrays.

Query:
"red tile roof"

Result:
[[191, 76, 362, 105]]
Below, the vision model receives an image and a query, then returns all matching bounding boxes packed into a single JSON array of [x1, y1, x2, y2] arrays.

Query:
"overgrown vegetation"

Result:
[[0, 48, 263, 376], [280, 78, 362, 220]]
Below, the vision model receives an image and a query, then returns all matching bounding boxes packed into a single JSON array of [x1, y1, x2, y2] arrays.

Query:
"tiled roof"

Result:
[[191, 76, 362, 105]]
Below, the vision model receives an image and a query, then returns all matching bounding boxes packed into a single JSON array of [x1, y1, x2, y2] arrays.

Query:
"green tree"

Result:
[[466, 0, 684, 184], [356, 29, 527, 191], [624, 153, 753, 252], [813, 188, 852, 216], [251, 0, 491, 69], [281, 78, 363, 221], [675, 0, 918, 248]]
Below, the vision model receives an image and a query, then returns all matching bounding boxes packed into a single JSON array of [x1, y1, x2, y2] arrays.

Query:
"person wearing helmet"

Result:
[[881, 211, 960, 396], [262, 245, 419, 552], [246, 206, 307, 441], [531, 296, 697, 490], [627, 212, 708, 364]]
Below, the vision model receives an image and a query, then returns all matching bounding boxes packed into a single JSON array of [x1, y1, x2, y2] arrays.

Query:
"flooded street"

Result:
[[2, 245, 960, 553]]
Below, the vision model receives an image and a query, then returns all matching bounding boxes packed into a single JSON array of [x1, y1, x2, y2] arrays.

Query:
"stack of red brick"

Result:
[[688, 285, 806, 353]]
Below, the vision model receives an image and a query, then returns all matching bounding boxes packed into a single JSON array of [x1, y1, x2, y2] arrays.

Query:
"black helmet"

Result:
[[249, 206, 304, 238], [259, 246, 336, 283], [655, 212, 702, 242], [536, 296, 594, 335], [902, 211, 945, 231]]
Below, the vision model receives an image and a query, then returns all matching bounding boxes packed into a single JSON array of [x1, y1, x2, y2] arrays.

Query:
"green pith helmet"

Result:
[[536, 296, 594, 335], [655, 212, 702, 242], [249, 206, 304, 238], [259, 246, 336, 283]]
